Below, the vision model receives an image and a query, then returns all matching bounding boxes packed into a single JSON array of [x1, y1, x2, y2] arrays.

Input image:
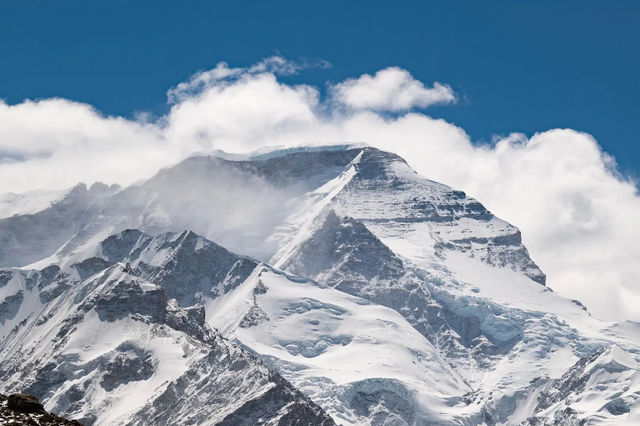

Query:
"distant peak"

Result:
[[69, 182, 88, 193], [111, 228, 146, 241], [88, 181, 121, 194]]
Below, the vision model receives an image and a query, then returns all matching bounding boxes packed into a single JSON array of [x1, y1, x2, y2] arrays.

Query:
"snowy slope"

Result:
[[206, 264, 473, 425]]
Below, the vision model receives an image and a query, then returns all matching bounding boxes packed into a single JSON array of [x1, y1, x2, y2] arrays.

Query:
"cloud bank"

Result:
[[0, 56, 638, 322]]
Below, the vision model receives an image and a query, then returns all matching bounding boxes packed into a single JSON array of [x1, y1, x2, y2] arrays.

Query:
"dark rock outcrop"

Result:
[[1, 393, 82, 425]]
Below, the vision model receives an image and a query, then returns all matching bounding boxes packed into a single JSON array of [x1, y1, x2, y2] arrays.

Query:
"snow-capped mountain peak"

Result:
[[1, 145, 640, 425]]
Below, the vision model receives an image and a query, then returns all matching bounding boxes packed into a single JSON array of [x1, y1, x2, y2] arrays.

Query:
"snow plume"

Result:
[[136, 155, 308, 261], [0, 57, 638, 322]]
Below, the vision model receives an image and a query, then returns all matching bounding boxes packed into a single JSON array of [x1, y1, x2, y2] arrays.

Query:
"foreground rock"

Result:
[[0, 393, 82, 425]]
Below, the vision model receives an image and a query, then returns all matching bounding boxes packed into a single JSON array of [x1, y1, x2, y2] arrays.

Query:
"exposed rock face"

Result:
[[217, 373, 335, 426], [239, 301, 270, 328], [94, 229, 259, 306], [1, 392, 82, 425], [0, 290, 23, 324], [282, 210, 406, 292], [8, 393, 46, 414]]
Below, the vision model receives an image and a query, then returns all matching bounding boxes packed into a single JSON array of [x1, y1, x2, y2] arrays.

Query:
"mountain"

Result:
[[1, 145, 639, 425]]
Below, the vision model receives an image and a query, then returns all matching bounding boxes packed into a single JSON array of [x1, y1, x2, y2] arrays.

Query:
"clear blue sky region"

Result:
[[1, 1, 638, 176]]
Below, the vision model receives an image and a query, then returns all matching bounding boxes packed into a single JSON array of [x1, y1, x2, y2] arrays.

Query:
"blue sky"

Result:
[[0, 1, 638, 175]]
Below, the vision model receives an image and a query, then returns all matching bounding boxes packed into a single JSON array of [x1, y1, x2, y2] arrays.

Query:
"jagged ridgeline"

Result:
[[0, 145, 639, 425]]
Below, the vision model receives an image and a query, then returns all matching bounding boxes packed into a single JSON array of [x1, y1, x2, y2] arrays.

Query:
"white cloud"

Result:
[[331, 67, 456, 111], [0, 98, 172, 192], [165, 72, 319, 153], [0, 59, 638, 322]]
